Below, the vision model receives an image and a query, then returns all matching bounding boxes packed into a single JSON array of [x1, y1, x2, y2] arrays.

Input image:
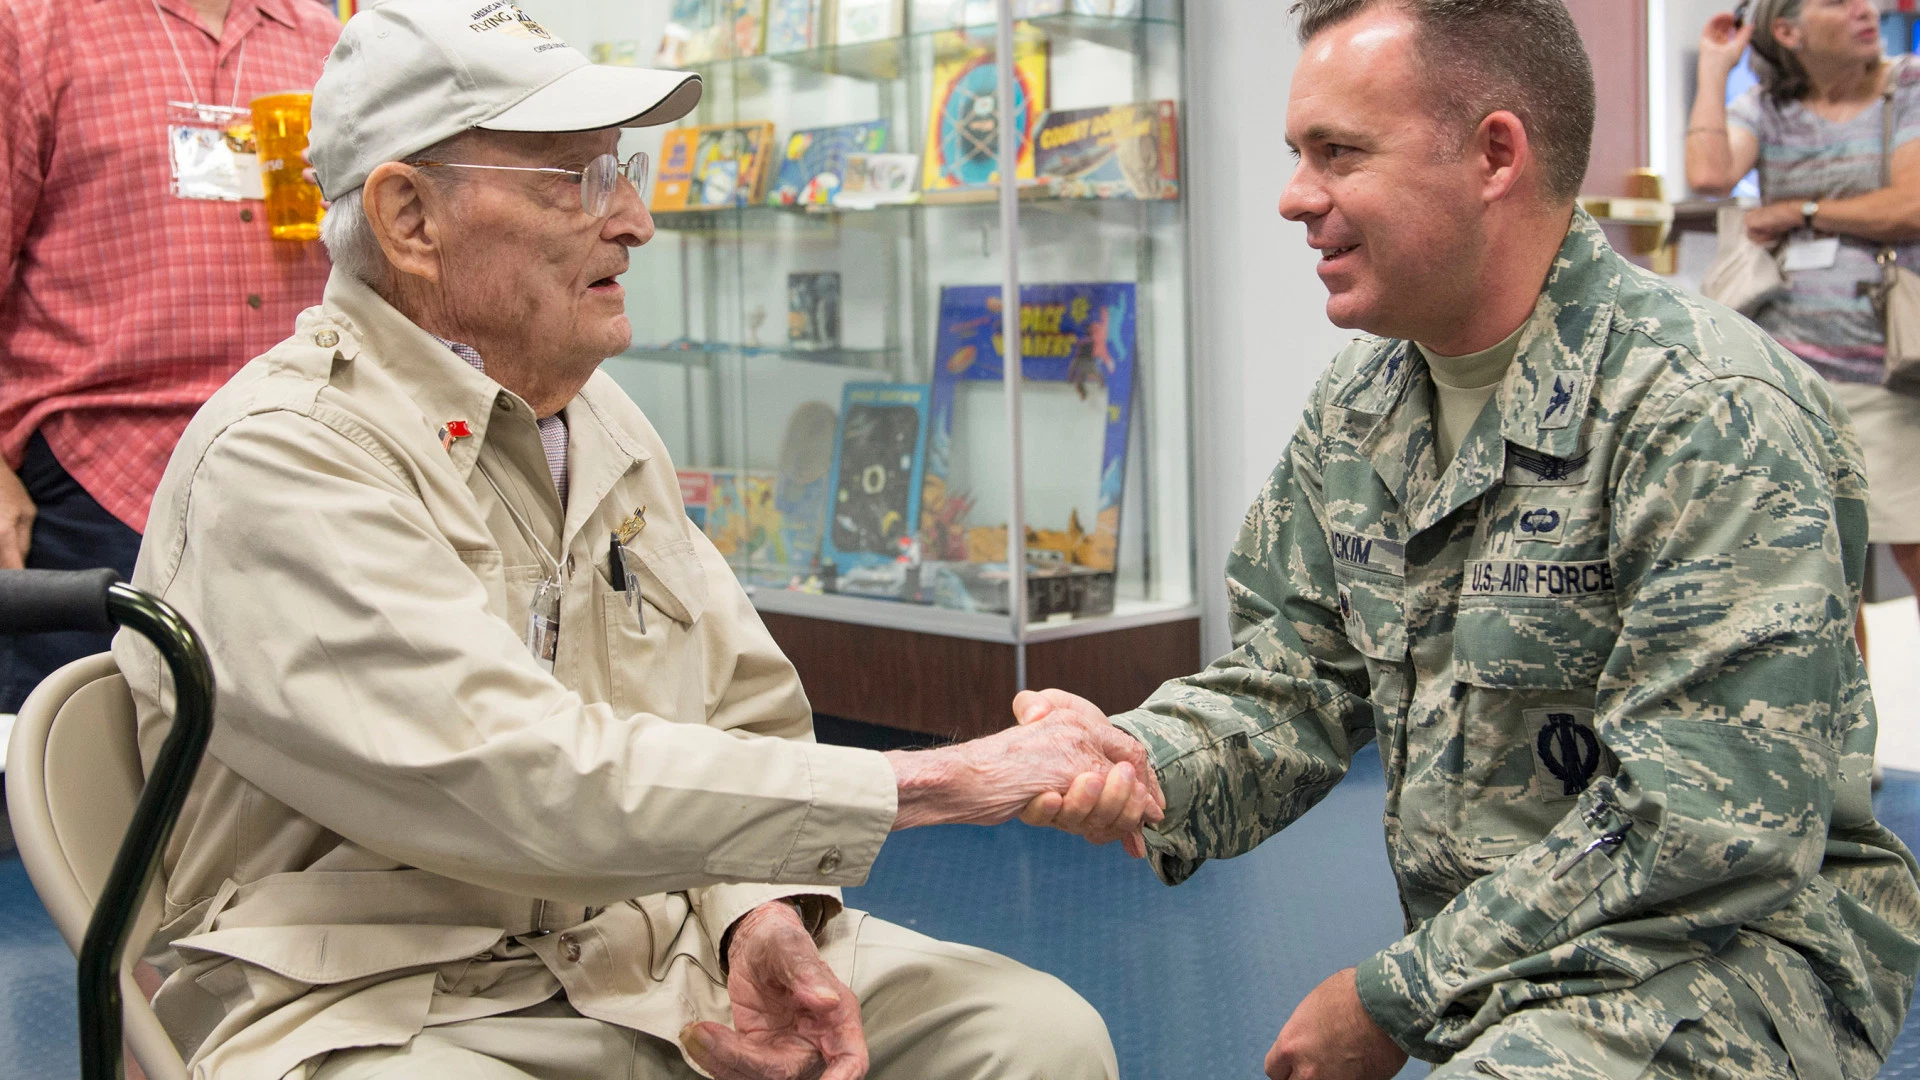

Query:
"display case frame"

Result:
[[544, 0, 1200, 736]]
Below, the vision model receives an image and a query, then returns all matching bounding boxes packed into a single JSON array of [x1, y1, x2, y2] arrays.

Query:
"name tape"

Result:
[[1466, 559, 1614, 598], [1331, 531, 1406, 578]]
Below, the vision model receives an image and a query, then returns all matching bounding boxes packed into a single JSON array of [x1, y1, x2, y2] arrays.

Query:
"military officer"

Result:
[[1016, 0, 1920, 1077], [112, 2, 1161, 1078]]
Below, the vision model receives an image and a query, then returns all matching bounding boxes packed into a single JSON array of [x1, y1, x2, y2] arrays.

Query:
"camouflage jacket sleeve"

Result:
[[1112, 366, 1380, 886], [1354, 372, 1862, 1059]]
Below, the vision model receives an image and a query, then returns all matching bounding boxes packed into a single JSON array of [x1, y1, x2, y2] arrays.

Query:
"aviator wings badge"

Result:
[[1505, 445, 1592, 487]]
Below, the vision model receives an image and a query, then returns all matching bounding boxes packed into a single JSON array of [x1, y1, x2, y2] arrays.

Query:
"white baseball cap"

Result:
[[310, 0, 703, 199]]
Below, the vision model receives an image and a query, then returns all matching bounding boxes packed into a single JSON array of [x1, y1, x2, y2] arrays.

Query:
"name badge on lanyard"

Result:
[[167, 102, 266, 202], [151, 1, 259, 202]]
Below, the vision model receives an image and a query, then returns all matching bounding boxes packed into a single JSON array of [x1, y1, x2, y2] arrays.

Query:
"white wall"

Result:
[[1183, 4, 1353, 660]]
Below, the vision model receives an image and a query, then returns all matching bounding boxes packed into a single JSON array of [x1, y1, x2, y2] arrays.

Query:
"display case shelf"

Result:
[[551, 0, 1196, 734], [624, 342, 901, 371], [677, 13, 1184, 85]]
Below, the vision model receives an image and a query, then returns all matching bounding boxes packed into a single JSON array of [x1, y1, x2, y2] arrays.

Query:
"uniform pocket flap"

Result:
[[627, 539, 709, 626], [1455, 590, 1620, 690], [172, 924, 503, 985]]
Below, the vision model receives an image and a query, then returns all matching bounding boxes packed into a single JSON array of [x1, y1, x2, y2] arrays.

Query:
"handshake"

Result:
[[884, 688, 1165, 857]]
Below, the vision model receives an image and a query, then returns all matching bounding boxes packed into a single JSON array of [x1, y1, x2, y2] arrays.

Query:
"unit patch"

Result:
[[1539, 372, 1584, 429], [1465, 558, 1614, 598], [1505, 445, 1593, 487], [1512, 496, 1572, 543], [1330, 531, 1406, 577], [1524, 707, 1608, 800]]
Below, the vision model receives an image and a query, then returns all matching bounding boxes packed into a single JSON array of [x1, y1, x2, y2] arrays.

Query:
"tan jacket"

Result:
[[114, 271, 899, 1079]]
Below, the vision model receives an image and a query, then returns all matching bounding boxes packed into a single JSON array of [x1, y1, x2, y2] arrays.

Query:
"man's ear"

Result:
[[363, 162, 444, 285], [1474, 109, 1532, 205]]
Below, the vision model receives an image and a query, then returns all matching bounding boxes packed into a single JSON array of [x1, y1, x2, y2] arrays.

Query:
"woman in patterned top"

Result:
[[1687, 0, 1920, 605]]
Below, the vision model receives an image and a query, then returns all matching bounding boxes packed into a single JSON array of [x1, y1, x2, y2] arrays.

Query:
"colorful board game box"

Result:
[[651, 122, 778, 211], [705, 469, 785, 569], [766, 0, 819, 53], [720, 0, 767, 57], [677, 469, 714, 531], [920, 283, 1136, 574], [821, 383, 931, 585], [656, 0, 716, 66], [1035, 100, 1180, 199], [836, 0, 903, 44], [769, 121, 890, 207], [920, 27, 1049, 192]]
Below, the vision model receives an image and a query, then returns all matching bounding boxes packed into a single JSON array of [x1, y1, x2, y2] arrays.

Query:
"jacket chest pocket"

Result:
[[604, 539, 710, 719], [1334, 566, 1407, 664], [1453, 563, 1621, 690], [1452, 579, 1622, 853]]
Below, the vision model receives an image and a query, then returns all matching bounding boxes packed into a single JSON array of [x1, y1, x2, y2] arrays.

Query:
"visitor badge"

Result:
[[166, 102, 265, 202], [525, 574, 563, 673], [1782, 236, 1841, 272]]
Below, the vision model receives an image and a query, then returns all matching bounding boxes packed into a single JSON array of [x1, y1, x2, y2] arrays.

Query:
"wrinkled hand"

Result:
[[1009, 689, 1165, 858], [681, 902, 867, 1080], [0, 464, 35, 569], [1745, 201, 1801, 245], [1264, 968, 1407, 1080], [886, 689, 1163, 853], [1698, 11, 1754, 77]]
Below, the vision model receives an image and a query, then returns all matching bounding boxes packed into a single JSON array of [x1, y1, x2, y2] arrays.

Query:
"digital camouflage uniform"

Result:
[[1113, 210, 1920, 1079]]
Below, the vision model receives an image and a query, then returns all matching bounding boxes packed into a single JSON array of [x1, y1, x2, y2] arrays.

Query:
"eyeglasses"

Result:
[[409, 151, 651, 218]]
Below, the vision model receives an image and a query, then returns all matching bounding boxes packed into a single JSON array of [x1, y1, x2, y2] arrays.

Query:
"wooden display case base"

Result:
[[760, 612, 1202, 741]]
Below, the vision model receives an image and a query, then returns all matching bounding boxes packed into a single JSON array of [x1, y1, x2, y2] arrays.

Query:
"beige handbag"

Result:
[[1702, 203, 1787, 316], [1864, 61, 1920, 395]]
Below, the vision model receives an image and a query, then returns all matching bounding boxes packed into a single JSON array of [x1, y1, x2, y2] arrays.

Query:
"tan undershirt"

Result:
[[1419, 324, 1524, 470]]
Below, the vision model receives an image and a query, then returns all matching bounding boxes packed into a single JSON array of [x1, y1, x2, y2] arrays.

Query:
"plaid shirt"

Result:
[[0, 0, 340, 532]]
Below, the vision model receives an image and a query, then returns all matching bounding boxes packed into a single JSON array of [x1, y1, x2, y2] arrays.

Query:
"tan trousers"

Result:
[[305, 916, 1119, 1080]]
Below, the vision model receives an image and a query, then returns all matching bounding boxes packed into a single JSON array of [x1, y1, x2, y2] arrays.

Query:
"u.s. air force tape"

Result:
[[1465, 559, 1615, 598], [1330, 531, 1406, 577]]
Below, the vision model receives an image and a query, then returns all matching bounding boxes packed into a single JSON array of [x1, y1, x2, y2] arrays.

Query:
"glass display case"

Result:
[[542, 0, 1197, 735]]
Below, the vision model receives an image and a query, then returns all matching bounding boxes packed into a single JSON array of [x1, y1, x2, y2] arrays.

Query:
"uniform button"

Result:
[[559, 933, 581, 963], [313, 329, 340, 348], [239, 208, 254, 222], [817, 847, 842, 874], [565, 554, 576, 573], [245, 293, 262, 309]]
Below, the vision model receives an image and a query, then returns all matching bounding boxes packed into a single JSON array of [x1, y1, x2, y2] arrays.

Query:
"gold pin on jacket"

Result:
[[615, 507, 647, 545]]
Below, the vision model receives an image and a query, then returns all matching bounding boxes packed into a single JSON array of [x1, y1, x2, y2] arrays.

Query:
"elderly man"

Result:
[[113, 3, 1158, 1078], [1020, 0, 1920, 1078]]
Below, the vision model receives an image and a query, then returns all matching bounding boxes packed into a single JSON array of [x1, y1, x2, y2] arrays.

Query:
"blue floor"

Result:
[[7, 746, 1920, 1078]]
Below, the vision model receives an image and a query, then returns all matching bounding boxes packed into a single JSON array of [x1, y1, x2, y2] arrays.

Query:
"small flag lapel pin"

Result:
[[438, 419, 473, 452], [616, 506, 647, 545]]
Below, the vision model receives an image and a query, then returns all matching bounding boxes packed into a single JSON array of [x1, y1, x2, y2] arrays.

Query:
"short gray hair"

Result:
[[1291, 0, 1596, 203], [318, 131, 478, 288], [319, 187, 385, 286]]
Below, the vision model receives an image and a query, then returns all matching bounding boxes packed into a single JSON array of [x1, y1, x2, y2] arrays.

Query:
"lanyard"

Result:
[[476, 461, 569, 670], [151, 0, 249, 113], [476, 461, 564, 578]]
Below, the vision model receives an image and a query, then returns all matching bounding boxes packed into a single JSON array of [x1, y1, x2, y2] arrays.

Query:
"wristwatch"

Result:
[[1802, 200, 1821, 230]]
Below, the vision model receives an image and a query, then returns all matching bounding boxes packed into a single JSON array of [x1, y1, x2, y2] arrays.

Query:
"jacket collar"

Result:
[[319, 270, 506, 485], [315, 271, 651, 550], [1339, 208, 1621, 531]]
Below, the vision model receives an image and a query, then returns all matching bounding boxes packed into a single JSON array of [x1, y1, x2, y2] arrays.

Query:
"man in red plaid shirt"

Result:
[[0, 0, 339, 711]]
